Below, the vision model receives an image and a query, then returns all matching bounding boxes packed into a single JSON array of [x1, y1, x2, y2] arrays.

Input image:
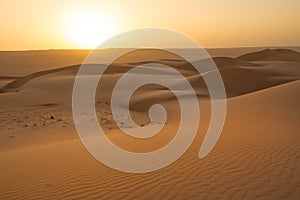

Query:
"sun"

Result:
[[63, 10, 118, 49]]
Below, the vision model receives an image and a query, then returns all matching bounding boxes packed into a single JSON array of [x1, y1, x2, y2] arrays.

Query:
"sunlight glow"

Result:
[[63, 10, 118, 48]]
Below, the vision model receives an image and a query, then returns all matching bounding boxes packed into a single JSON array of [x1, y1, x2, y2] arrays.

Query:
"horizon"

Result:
[[1, 45, 300, 52]]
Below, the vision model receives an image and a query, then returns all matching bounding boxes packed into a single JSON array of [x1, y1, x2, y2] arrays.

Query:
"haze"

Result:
[[1, 0, 300, 50]]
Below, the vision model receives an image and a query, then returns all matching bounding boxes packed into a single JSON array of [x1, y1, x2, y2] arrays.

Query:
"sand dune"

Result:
[[0, 81, 299, 199], [1, 47, 300, 76], [0, 48, 299, 199], [1, 48, 299, 99], [212, 56, 260, 68], [237, 48, 300, 61]]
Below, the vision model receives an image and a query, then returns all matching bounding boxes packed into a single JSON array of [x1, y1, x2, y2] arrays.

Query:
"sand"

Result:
[[0, 48, 299, 199]]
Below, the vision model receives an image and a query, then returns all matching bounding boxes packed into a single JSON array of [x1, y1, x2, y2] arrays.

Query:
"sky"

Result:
[[0, 0, 300, 50]]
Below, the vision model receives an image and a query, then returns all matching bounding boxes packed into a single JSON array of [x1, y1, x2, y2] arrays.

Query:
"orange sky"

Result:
[[1, 0, 300, 50]]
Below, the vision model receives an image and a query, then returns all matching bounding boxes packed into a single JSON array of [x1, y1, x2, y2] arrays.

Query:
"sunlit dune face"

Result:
[[63, 11, 118, 49]]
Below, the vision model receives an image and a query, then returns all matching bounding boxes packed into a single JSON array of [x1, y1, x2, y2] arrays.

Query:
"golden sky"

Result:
[[1, 0, 300, 50]]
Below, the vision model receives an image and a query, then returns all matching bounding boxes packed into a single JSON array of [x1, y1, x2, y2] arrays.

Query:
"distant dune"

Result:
[[1, 48, 299, 98], [212, 56, 260, 68], [237, 48, 300, 61], [1, 47, 300, 76]]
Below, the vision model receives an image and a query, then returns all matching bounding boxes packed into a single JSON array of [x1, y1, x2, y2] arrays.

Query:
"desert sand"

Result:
[[0, 48, 299, 199]]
